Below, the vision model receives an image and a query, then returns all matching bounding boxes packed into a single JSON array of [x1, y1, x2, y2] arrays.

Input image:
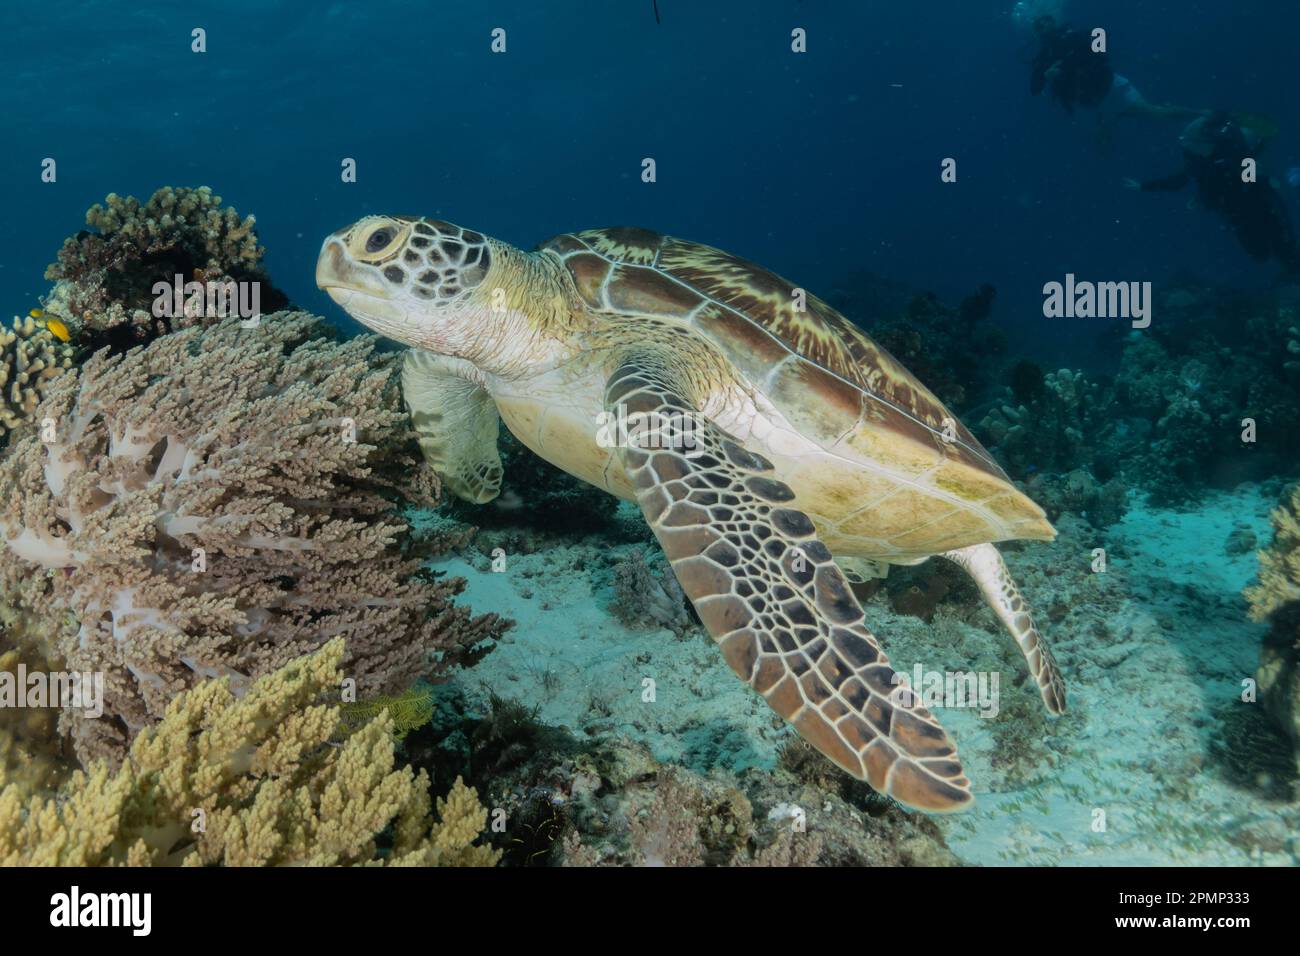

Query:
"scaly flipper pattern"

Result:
[[941, 542, 1066, 715], [607, 359, 973, 812]]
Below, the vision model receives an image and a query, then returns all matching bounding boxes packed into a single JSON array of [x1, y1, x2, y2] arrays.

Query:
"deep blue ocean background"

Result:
[[2, 0, 1297, 369]]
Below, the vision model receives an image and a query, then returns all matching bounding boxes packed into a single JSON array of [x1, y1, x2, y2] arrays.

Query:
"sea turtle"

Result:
[[316, 218, 1066, 812]]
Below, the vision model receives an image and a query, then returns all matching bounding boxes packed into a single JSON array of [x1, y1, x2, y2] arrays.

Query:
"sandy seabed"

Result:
[[433, 484, 1298, 866]]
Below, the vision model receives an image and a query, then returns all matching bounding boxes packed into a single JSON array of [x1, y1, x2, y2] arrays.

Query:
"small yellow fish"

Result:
[[28, 308, 44, 319], [44, 318, 71, 342]]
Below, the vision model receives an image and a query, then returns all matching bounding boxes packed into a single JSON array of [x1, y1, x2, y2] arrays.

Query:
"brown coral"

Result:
[[44, 186, 288, 342], [0, 312, 506, 764], [0, 315, 74, 443], [0, 639, 501, 866]]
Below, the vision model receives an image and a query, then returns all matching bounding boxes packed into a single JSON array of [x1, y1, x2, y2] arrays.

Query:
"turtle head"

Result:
[[316, 215, 499, 355]]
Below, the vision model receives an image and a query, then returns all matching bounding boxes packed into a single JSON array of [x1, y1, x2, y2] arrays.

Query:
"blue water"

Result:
[[2, 0, 1297, 369]]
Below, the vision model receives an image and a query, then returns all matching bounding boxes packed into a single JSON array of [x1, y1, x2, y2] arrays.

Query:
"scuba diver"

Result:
[[1028, 15, 1202, 131], [1125, 111, 1300, 274]]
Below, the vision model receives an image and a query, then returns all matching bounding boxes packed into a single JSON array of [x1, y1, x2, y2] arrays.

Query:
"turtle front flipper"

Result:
[[941, 543, 1066, 715], [402, 349, 503, 504], [606, 360, 973, 813]]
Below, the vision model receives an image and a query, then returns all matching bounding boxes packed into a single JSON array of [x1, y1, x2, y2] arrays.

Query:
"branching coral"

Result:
[[44, 186, 288, 344], [0, 639, 501, 866], [0, 312, 506, 764], [0, 315, 74, 443]]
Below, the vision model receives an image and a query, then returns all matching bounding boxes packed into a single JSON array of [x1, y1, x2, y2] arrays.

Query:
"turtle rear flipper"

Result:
[[607, 358, 973, 813], [942, 543, 1066, 715]]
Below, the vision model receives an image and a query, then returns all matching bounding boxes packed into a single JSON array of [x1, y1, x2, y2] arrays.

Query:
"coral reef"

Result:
[[1023, 468, 1129, 529], [0, 312, 506, 764], [403, 686, 956, 867], [1245, 485, 1300, 772], [822, 272, 1300, 514], [0, 640, 500, 866], [978, 368, 1129, 527], [0, 315, 75, 445], [1109, 281, 1300, 502], [43, 187, 289, 346], [1115, 338, 1224, 505], [546, 736, 957, 867], [978, 367, 1117, 477]]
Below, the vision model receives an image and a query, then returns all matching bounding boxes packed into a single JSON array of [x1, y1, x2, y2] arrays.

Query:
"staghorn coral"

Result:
[[0, 312, 506, 765], [0, 639, 501, 866], [44, 186, 288, 344], [0, 315, 75, 444]]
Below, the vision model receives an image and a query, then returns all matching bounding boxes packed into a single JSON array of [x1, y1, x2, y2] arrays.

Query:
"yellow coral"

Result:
[[0, 314, 73, 439], [83, 186, 263, 274], [1245, 485, 1300, 620], [0, 639, 500, 867]]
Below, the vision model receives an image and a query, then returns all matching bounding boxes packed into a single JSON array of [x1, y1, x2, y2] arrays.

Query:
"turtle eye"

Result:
[[365, 228, 393, 253]]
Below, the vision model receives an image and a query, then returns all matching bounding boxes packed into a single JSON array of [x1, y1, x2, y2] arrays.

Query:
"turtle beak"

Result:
[[315, 236, 412, 339], [315, 237, 383, 300]]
